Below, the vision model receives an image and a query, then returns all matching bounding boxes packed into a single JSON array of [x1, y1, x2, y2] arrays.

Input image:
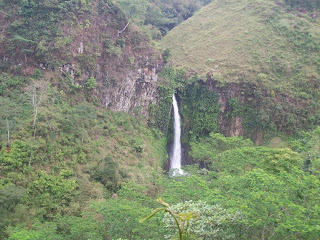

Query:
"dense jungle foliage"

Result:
[[115, 0, 213, 40], [0, 0, 320, 239], [0, 71, 168, 239]]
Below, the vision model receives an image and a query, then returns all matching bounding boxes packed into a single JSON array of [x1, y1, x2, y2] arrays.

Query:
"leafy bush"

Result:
[[84, 77, 97, 90], [0, 141, 31, 171], [27, 171, 78, 218], [211, 168, 320, 239], [90, 156, 120, 192], [91, 199, 165, 239], [163, 201, 242, 240], [0, 184, 26, 237], [191, 133, 303, 174], [191, 133, 253, 164], [180, 81, 220, 139], [7, 215, 104, 240]]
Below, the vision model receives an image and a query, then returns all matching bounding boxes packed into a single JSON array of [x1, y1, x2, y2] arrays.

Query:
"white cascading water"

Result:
[[170, 94, 184, 175]]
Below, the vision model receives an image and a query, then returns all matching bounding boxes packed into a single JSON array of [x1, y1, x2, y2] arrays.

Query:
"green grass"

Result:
[[0, 72, 169, 232], [160, 0, 320, 90], [265, 137, 289, 148]]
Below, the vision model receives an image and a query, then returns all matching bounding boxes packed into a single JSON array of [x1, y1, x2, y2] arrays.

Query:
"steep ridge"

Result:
[[161, 0, 319, 84], [0, 0, 163, 115], [0, 2, 168, 237]]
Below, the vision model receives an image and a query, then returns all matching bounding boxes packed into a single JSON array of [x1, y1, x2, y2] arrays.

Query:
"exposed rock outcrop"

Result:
[[103, 65, 161, 115], [205, 79, 247, 138], [0, 0, 163, 116]]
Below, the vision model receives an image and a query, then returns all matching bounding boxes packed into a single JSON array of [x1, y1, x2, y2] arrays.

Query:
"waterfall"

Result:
[[170, 94, 184, 175]]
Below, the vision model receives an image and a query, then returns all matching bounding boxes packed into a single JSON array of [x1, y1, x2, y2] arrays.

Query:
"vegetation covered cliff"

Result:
[[0, 0, 168, 238], [0, 0, 320, 239], [0, 0, 163, 114], [161, 0, 320, 141]]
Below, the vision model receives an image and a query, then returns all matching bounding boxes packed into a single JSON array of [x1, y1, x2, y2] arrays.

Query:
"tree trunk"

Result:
[[28, 152, 32, 168], [6, 118, 10, 152], [32, 84, 43, 139], [118, 21, 129, 36]]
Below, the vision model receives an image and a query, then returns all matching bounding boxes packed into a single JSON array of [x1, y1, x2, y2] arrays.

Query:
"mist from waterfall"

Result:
[[170, 94, 184, 176]]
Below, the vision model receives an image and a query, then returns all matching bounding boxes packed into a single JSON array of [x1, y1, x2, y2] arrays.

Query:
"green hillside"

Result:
[[1, 0, 320, 239], [160, 0, 320, 89], [114, 0, 214, 39], [160, 0, 320, 138]]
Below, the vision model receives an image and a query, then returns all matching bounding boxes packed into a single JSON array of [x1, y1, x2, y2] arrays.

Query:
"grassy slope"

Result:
[[0, 72, 168, 178], [0, 1, 168, 235], [0, 70, 168, 236], [160, 0, 320, 91]]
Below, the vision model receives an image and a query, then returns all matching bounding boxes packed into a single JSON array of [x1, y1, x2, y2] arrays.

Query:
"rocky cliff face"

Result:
[[99, 57, 162, 115], [209, 82, 245, 138], [205, 79, 246, 138], [204, 74, 318, 144], [203, 77, 266, 143], [0, 0, 163, 116]]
